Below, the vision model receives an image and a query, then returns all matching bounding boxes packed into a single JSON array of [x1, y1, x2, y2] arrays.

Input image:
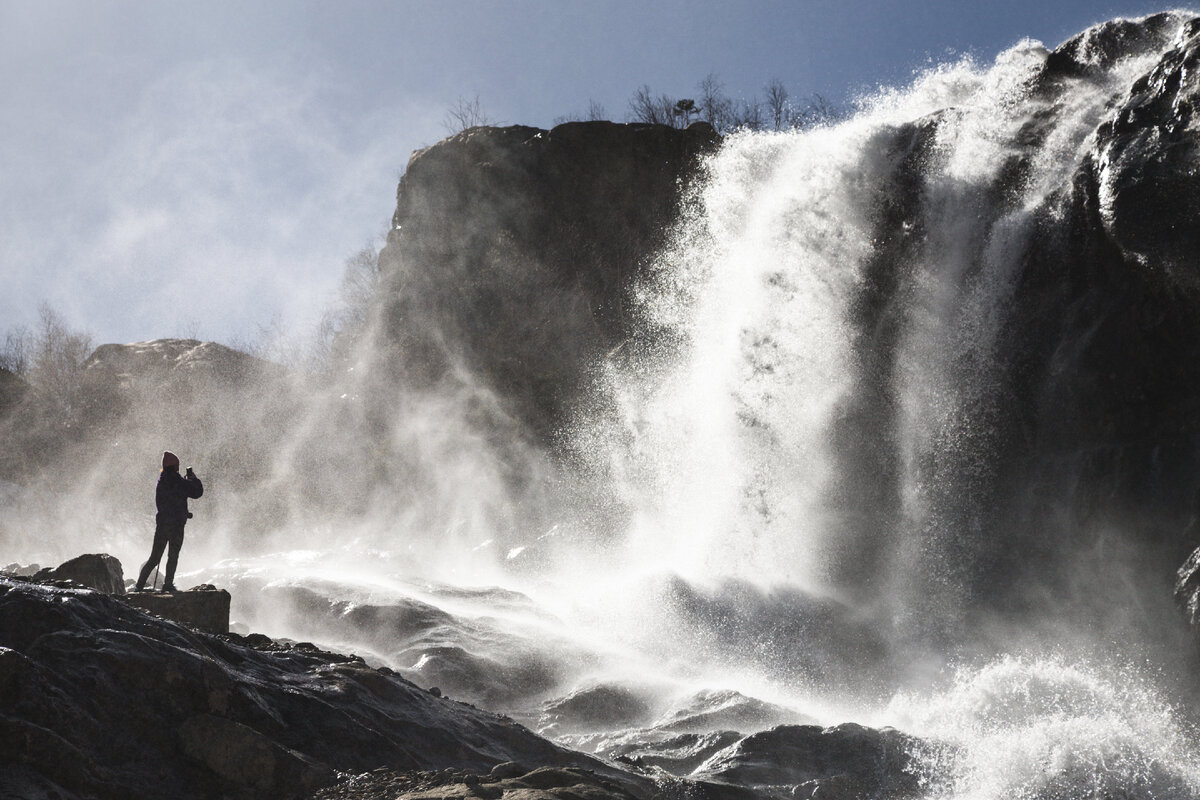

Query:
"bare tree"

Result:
[[308, 241, 386, 372], [443, 95, 494, 134], [765, 78, 790, 131], [553, 98, 609, 126], [730, 96, 765, 131], [10, 303, 94, 422], [792, 93, 844, 129], [586, 98, 608, 121], [628, 85, 678, 126], [0, 326, 31, 375], [697, 73, 733, 132], [628, 73, 842, 134]]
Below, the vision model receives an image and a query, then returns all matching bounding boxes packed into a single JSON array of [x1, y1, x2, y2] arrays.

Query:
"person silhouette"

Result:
[[133, 451, 203, 592]]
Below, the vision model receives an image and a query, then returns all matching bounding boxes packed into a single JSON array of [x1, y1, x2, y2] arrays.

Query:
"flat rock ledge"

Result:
[[4, 555, 231, 635], [123, 585, 231, 634]]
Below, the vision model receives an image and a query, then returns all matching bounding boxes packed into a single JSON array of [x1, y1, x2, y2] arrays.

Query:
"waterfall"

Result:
[[579, 16, 1191, 656]]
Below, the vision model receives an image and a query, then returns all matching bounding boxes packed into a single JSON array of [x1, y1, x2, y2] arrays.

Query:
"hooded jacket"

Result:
[[156, 469, 204, 526]]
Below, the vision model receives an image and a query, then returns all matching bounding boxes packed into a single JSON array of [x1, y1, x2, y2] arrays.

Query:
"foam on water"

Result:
[[886, 656, 1200, 799]]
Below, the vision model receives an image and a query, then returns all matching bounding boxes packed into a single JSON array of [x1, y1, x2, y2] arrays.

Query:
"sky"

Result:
[[1, 0, 1190, 351]]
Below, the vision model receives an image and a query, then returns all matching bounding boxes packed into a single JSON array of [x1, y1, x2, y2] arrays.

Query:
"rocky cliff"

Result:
[[373, 121, 719, 438]]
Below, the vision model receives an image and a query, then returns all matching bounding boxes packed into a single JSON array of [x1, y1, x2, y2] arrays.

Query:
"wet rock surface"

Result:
[[0, 578, 638, 799], [0, 574, 937, 800], [1175, 546, 1200, 634], [829, 10, 1200, 635], [691, 723, 921, 798], [311, 764, 647, 800]]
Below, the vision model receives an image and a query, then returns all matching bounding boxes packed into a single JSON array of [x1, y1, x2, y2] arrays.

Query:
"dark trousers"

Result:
[[136, 521, 185, 589]]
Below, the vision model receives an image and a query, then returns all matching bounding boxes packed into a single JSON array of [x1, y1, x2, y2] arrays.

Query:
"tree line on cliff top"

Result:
[[445, 72, 843, 134]]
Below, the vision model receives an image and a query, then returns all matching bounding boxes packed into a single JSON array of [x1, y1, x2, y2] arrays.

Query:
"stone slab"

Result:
[[123, 587, 231, 634]]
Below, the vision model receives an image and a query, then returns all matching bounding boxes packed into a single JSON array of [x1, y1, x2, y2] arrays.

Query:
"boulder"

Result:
[[692, 723, 921, 798], [46, 553, 125, 594], [123, 585, 231, 634]]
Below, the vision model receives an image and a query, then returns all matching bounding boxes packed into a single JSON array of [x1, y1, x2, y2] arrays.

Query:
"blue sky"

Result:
[[0, 0, 1188, 349]]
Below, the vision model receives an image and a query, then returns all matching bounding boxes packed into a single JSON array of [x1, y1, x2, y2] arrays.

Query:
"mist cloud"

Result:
[[4, 53, 441, 347]]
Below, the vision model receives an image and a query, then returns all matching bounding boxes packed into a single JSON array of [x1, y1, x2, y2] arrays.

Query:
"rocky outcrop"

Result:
[[39, 553, 125, 594], [123, 585, 231, 634], [375, 121, 719, 437], [824, 12, 1200, 628], [1175, 546, 1200, 633], [691, 723, 921, 798], [987, 13, 1200, 596]]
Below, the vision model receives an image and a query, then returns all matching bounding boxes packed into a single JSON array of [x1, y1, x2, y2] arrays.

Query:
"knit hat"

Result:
[[162, 451, 180, 469]]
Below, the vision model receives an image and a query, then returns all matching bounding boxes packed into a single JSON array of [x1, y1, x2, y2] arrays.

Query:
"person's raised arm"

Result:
[[184, 467, 204, 499]]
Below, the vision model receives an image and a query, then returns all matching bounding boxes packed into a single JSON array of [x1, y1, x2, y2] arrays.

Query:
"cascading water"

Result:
[[579, 17, 1194, 657], [548, 13, 1200, 795]]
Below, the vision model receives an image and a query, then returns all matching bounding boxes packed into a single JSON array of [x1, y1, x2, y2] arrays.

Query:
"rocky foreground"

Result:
[[0, 565, 925, 800]]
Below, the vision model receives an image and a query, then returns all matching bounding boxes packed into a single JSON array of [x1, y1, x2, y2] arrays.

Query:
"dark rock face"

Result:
[[820, 12, 1200, 647], [123, 585, 231, 634], [44, 553, 125, 594], [375, 121, 719, 437], [0, 578, 636, 800], [1176, 546, 1200, 633], [990, 15, 1200, 599], [1090, 15, 1200, 276]]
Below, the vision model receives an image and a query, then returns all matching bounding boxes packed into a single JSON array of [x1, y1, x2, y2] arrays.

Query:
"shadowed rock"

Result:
[[43, 553, 125, 595], [0, 577, 650, 800], [375, 121, 720, 437], [1175, 546, 1200, 635], [692, 723, 921, 798], [123, 584, 231, 634]]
